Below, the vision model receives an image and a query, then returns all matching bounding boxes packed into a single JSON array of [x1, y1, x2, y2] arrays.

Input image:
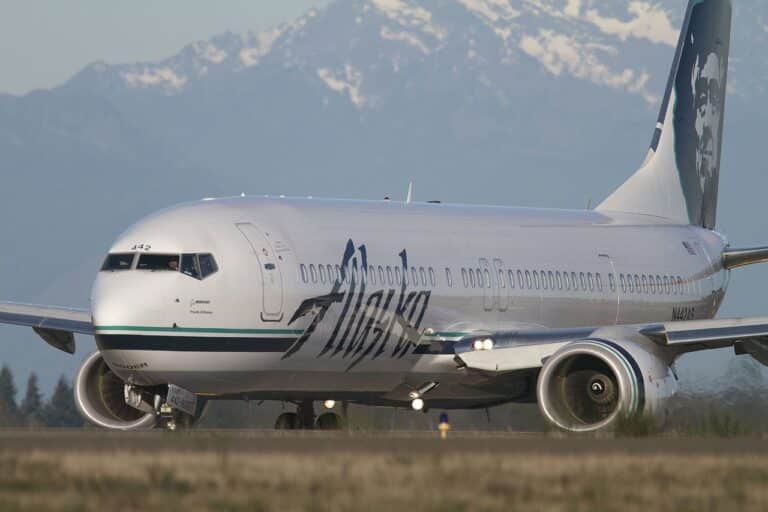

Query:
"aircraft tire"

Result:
[[275, 412, 300, 430], [316, 412, 342, 430]]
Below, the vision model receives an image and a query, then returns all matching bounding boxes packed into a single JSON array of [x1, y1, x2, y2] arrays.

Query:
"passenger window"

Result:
[[387, 266, 393, 285], [587, 273, 594, 291], [609, 273, 616, 292], [101, 253, 135, 271], [540, 270, 548, 290], [420, 267, 427, 286], [571, 272, 578, 290], [533, 271, 540, 290], [181, 254, 201, 279], [469, 269, 476, 288], [517, 270, 524, 289], [579, 272, 586, 291], [498, 269, 506, 289], [596, 273, 602, 292], [445, 268, 453, 287], [627, 274, 634, 293], [429, 267, 436, 287], [649, 275, 656, 294], [319, 265, 327, 284], [137, 254, 180, 272], [555, 271, 562, 290], [563, 271, 571, 291], [378, 266, 385, 284], [641, 275, 648, 293], [677, 277, 684, 295], [663, 276, 670, 294], [634, 275, 640, 294], [656, 276, 663, 293], [508, 270, 515, 289], [310, 264, 318, 283], [547, 271, 554, 290], [525, 270, 532, 289], [299, 264, 308, 283], [620, 274, 626, 293], [461, 268, 468, 288], [395, 267, 402, 285], [368, 266, 375, 285], [411, 267, 418, 285], [483, 269, 491, 288]]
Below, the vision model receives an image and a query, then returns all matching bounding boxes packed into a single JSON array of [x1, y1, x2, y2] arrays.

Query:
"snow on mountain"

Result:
[[64, 0, 689, 106]]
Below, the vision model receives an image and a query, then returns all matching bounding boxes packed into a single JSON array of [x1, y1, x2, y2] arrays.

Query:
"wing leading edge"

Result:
[[0, 302, 92, 354], [453, 317, 768, 374]]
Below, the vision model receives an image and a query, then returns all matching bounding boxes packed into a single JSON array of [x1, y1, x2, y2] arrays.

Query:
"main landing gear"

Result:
[[274, 399, 344, 430]]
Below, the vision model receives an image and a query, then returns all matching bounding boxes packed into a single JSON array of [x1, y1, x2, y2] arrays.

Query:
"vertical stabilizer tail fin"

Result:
[[597, 0, 731, 229]]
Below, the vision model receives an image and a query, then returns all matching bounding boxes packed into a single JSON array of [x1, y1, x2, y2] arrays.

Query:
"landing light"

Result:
[[411, 398, 425, 411], [323, 400, 336, 409], [473, 338, 494, 351]]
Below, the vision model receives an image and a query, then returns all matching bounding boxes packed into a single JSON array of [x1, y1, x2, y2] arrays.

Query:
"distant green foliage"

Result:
[[43, 376, 83, 428], [0, 365, 82, 428], [614, 410, 661, 438], [0, 365, 20, 427], [673, 409, 751, 438], [19, 374, 44, 427]]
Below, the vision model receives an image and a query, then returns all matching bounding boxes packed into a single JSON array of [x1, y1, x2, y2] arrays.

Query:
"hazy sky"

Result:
[[0, 1, 329, 95]]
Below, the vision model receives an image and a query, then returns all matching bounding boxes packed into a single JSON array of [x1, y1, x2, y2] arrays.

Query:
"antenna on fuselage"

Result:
[[406, 181, 414, 204]]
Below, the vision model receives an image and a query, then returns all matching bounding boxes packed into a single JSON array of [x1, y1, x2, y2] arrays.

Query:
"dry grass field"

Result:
[[1, 430, 768, 511]]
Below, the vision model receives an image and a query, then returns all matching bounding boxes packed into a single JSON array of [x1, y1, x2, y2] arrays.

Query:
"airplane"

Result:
[[1, 0, 765, 432]]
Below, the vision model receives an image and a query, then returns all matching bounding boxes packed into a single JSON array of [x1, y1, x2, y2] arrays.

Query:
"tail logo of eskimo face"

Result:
[[674, 0, 731, 230], [692, 50, 725, 223]]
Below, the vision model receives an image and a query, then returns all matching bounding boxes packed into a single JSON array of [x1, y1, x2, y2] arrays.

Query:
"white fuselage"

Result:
[[91, 196, 728, 407]]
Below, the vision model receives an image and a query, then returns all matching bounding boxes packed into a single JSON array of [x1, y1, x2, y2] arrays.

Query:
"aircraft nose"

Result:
[[91, 272, 177, 330]]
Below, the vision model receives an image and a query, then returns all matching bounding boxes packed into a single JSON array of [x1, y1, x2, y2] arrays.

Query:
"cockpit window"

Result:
[[137, 254, 180, 271], [178, 253, 218, 280], [181, 254, 201, 279], [101, 253, 135, 271], [198, 254, 219, 278]]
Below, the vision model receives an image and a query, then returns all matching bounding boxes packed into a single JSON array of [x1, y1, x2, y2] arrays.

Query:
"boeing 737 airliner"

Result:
[[2, 0, 765, 432]]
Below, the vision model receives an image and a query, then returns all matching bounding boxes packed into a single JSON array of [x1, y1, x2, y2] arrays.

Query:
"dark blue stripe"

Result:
[[96, 335, 296, 352]]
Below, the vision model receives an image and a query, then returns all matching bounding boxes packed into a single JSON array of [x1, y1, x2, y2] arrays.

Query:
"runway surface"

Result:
[[1, 430, 768, 511], [2, 428, 768, 454]]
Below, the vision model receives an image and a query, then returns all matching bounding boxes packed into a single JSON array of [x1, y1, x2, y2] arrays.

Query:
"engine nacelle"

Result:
[[74, 351, 157, 430], [537, 338, 677, 432]]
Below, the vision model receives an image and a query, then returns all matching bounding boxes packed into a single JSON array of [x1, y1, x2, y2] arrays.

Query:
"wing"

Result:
[[0, 302, 93, 354], [452, 317, 768, 374]]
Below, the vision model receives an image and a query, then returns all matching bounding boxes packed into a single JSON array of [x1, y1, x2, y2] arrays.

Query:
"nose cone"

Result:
[[91, 271, 180, 331]]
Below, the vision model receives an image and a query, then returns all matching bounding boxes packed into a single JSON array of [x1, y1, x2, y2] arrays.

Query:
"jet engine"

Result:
[[537, 338, 677, 432], [74, 351, 158, 430]]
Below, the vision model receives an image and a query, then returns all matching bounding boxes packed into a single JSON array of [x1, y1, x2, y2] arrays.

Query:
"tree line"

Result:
[[0, 364, 82, 427]]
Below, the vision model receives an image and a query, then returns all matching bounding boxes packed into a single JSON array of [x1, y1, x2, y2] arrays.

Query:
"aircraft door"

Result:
[[236, 223, 284, 322], [493, 258, 509, 312], [598, 254, 620, 325], [480, 258, 494, 312]]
